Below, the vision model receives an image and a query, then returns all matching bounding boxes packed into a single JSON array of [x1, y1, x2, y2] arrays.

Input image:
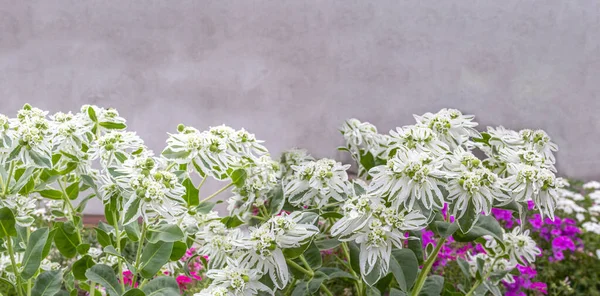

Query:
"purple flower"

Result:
[[529, 214, 544, 230], [531, 282, 548, 294], [552, 236, 576, 251]]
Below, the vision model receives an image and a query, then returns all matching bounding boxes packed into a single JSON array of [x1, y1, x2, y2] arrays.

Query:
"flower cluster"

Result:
[[0, 106, 569, 296]]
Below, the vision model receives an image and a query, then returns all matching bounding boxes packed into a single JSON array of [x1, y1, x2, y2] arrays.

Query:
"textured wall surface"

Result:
[[1, 1, 599, 212]]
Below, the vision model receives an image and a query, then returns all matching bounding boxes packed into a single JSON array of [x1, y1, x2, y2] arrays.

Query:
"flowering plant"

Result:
[[0, 105, 562, 296]]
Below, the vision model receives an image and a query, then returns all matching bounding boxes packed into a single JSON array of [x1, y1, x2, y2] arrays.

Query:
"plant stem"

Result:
[[260, 205, 270, 218], [199, 182, 233, 203], [2, 162, 15, 197], [410, 237, 447, 296], [321, 285, 334, 296], [286, 259, 313, 277], [299, 255, 311, 271], [6, 236, 24, 296], [131, 221, 147, 287], [284, 278, 297, 296], [26, 228, 32, 296], [89, 282, 96, 296], [341, 242, 364, 296], [197, 176, 207, 192], [58, 179, 82, 242], [112, 211, 126, 292], [286, 258, 333, 296], [464, 279, 482, 296]]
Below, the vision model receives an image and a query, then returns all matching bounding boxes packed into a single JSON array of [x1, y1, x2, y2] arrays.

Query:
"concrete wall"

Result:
[[1, 1, 599, 212]]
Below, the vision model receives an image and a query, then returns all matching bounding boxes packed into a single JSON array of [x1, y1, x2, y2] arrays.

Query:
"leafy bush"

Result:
[[0, 106, 568, 295]]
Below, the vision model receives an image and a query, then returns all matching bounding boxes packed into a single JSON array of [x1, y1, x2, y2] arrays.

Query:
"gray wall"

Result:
[[1, 1, 599, 213]]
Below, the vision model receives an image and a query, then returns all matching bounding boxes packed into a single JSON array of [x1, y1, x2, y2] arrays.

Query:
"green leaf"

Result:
[[147, 224, 184, 243], [87, 106, 98, 122], [230, 168, 247, 187], [99, 122, 127, 130], [170, 241, 187, 261], [42, 229, 56, 258], [314, 238, 341, 250], [390, 288, 408, 296], [419, 275, 444, 296], [123, 197, 142, 225], [291, 281, 308, 296], [267, 185, 285, 215], [77, 243, 90, 255], [389, 249, 419, 291], [456, 201, 479, 233], [18, 176, 36, 195], [95, 227, 112, 248], [12, 167, 35, 194], [161, 148, 191, 160], [72, 255, 96, 280], [318, 267, 357, 280], [283, 240, 312, 260], [307, 271, 328, 295], [196, 201, 217, 214], [140, 241, 174, 278], [182, 178, 199, 207], [103, 246, 124, 259], [348, 241, 362, 276], [123, 289, 146, 296], [66, 181, 80, 200], [31, 270, 62, 296], [37, 189, 63, 200], [303, 242, 322, 269], [85, 264, 123, 296], [21, 227, 49, 279], [472, 132, 490, 145], [0, 207, 17, 237], [220, 215, 244, 228], [366, 286, 382, 296], [29, 149, 53, 169], [407, 231, 424, 265], [141, 276, 180, 296], [54, 222, 81, 258], [125, 222, 141, 242], [320, 212, 343, 219], [453, 215, 504, 246]]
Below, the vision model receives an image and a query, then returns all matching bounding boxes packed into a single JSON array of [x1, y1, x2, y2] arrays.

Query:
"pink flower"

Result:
[[176, 275, 193, 291]]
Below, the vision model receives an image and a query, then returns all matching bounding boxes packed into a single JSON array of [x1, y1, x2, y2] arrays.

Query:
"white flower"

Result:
[[504, 164, 560, 219], [227, 155, 280, 215], [387, 125, 449, 157], [90, 131, 145, 166], [284, 158, 350, 208], [582, 222, 600, 234], [265, 211, 319, 248], [556, 197, 586, 215], [413, 108, 479, 148], [519, 129, 558, 165], [280, 149, 314, 180], [196, 221, 240, 268], [206, 259, 272, 296], [583, 181, 600, 190], [503, 227, 540, 265], [369, 150, 446, 210], [234, 213, 319, 289], [447, 168, 509, 224], [1, 194, 37, 227], [235, 228, 288, 289], [193, 286, 230, 296], [88, 247, 103, 259], [332, 194, 427, 283], [40, 259, 61, 271]]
